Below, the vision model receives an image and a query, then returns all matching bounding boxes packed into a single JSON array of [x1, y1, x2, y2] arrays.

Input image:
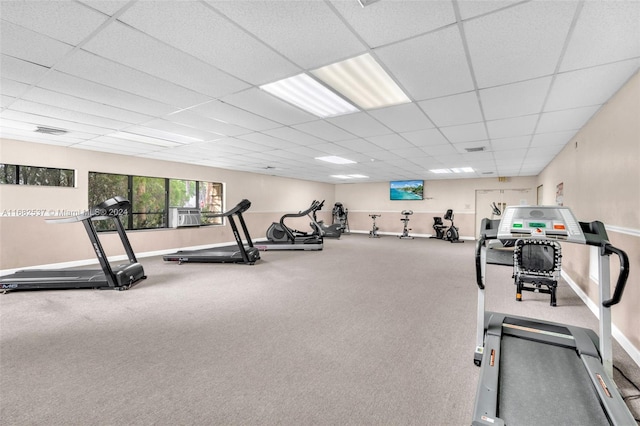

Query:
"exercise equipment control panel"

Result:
[[497, 205, 586, 244]]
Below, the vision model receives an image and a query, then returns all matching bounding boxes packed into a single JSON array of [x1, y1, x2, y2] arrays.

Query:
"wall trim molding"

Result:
[[561, 270, 640, 369]]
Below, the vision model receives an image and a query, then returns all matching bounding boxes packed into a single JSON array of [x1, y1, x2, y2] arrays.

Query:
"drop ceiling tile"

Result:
[[0, 1, 107, 45], [366, 134, 414, 150], [120, 1, 299, 85], [480, 77, 552, 120], [330, 0, 456, 48], [77, 1, 130, 16], [334, 138, 381, 153], [237, 132, 298, 149], [494, 148, 527, 161], [421, 144, 458, 156], [23, 87, 153, 125], [375, 26, 474, 100], [0, 55, 50, 85], [0, 95, 14, 108], [81, 21, 250, 98], [78, 137, 158, 154], [368, 103, 434, 133], [457, 0, 523, 20], [546, 60, 640, 111], [326, 112, 391, 138], [57, 51, 213, 108], [490, 136, 531, 151], [291, 120, 354, 142], [1, 109, 112, 136], [221, 88, 316, 126], [418, 91, 483, 127], [0, 78, 30, 98], [0, 21, 73, 67], [262, 127, 325, 146], [486, 115, 538, 139], [561, 1, 640, 72], [9, 99, 130, 130], [209, 1, 365, 69], [142, 119, 224, 142], [0, 129, 80, 146], [465, 1, 578, 87], [401, 128, 449, 147], [530, 131, 575, 147], [536, 106, 600, 133], [389, 147, 430, 159], [38, 71, 177, 117], [189, 100, 280, 132], [440, 122, 487, 143], [166, 110, 250, 137]]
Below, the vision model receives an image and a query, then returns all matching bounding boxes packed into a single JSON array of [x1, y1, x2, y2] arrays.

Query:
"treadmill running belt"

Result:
[[498, 336, 609, 425]]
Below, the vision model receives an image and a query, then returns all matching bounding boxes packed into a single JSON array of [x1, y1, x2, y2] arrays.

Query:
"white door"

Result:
[[475, 189, 532, 238]]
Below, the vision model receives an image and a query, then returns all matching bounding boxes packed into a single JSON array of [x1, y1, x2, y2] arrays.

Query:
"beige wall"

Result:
[[335, 177, 537, 237], [0, 139, 334, 269], [537, 71, 640, 352]]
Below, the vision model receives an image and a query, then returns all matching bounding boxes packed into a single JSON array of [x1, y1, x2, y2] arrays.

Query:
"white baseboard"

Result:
[[562, 270, 640, 369]]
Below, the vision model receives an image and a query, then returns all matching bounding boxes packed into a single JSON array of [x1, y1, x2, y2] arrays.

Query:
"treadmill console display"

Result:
[[497, 206, 586, 244]]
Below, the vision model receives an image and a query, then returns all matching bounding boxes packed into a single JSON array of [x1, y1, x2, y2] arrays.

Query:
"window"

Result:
[[199, 181, 223, 225], [132, 176, 166, 229], [0, 163, 74, 187], [88, 172, 223, 231]]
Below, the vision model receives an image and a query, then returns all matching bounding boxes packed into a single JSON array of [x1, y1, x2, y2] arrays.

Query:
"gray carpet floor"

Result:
[[1, 234, 638, 425]]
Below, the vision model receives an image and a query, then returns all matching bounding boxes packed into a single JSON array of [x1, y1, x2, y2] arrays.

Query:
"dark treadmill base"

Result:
[[1, 264, 145, 292], [163, 246, 260, 264], [499, 335, 609, 426]]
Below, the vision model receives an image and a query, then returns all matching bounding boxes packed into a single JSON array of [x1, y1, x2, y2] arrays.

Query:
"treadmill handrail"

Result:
[[203, 199, 251, 218], [45, 196, 132, 224], [475, 236, 486, 290], [602, 244, 630, 307]]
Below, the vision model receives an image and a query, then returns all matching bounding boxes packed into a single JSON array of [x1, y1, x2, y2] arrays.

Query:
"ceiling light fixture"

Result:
[[451, 167, 475, 173], [312, 53, 410, 110], [430, 169, 452, 174], [330, 174, 369, 179], [260, 73, 359, 118], [315, 155, 357, 165]]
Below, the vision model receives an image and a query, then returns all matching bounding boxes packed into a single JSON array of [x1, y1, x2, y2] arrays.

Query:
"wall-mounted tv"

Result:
[[390, 180, 424, 200]]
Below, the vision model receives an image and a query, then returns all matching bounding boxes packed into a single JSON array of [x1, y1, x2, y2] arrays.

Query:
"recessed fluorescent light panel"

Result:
[[312, 53, 410, 110], [315, 156, 356, 164], [331, 174, 369, 179], [260, 73, 359, 118], [430, 167, 474, 174]]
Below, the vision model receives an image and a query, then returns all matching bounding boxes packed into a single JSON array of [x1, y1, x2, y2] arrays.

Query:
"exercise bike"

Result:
[[369, 214, 381, 238], [398, 210, 414, 239], [431, 209, 464, 243]]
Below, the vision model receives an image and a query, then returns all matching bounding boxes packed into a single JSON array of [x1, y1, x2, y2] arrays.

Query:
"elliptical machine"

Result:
[[398, 210, 414, 239], [369, 214, 381, 238]]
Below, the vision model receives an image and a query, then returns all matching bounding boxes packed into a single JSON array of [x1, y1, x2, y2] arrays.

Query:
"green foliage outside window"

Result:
[[88, 172, 223, 231]]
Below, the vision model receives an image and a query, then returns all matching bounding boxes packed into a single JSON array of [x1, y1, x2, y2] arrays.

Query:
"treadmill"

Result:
[[0, 197, 146, 292], [472, 205, 634, 425], [163, 199, 260, 265], [255, 200, 323, 251]]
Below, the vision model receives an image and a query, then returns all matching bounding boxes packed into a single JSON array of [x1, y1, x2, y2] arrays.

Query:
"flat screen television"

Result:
[[390, 180, 424, 200]]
